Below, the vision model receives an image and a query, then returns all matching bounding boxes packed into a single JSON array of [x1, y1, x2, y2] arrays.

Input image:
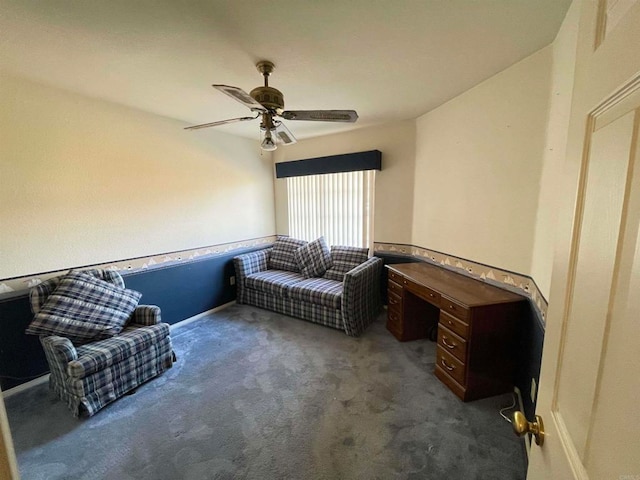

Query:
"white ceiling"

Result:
[[0, 0, 571, 140]]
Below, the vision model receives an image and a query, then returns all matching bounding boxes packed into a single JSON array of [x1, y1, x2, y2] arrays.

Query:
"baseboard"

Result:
[[2, 301, 236, 399], [2, 374, 49, 400], [169, 301, 235, 331]]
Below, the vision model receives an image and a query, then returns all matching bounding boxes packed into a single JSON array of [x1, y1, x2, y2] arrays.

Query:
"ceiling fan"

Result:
[[184, 60, 358, 151]]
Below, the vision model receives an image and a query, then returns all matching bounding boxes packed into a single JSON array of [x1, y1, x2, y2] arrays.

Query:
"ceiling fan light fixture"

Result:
[[184, 60, 358, 147], [260, 130, 277, 151]]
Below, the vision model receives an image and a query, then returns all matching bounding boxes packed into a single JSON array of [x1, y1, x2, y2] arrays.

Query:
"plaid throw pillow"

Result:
[[26, 271, 142, 344], [294, 236, 333, 278], [30, 269, 125, 315], [323, 245, 369, 281], [268, 236, 308, 272]]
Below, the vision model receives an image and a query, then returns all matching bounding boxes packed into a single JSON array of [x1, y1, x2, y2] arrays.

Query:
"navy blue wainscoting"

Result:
[[0, 246, 268, 391], [515, 310, 545, 421], [0, 293, 49, 391]]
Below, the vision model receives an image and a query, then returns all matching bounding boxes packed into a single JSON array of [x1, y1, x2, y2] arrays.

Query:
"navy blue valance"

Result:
[[275, 150, 382, 178]]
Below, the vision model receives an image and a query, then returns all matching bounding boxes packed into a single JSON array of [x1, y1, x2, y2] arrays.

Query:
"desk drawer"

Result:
[[387, 308, 402, 329], [387, 290, 403, 310], [439, 311, 469, 339], [387, 295, 403, 326], [405, 279, 440, 307], [388, 269, 404, 285], [390, 270, 441, 307], [388, 279, 403, 296], [437, 324, 467, 363], [437, 346, 466, 386], [441, 296, 470, 321]]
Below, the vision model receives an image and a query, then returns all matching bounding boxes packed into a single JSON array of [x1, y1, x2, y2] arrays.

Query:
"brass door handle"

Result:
[[512, 411, 545, 446]]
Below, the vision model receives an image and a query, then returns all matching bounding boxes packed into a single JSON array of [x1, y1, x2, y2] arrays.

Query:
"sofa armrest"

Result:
[[234, 249, 271, 304], [341, 257, 383, 337], [234, 249, 271, 277], [131, 305, 162, 326], [41, 335, 78, 364]]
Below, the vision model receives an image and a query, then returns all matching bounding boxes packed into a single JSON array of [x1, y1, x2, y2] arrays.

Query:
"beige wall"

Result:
[[530, 0, 580, 298], [0, 72, 275, 278], [273, 120, 416, 244], [412, 48, 553, 275]]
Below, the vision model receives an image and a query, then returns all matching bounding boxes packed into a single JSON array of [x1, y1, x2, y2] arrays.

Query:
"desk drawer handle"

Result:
[[403, 279, 407, 285], [447, 319, 454, 326], [441, 359, 455, 372], [389, 298, 398, 305], [449, 304, 455, 310], [429, 293, 435, 298], [442, 337, 457, 349]]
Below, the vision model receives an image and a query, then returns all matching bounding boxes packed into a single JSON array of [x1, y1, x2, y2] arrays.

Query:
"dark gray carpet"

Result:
[[6, 305, 526, 480]]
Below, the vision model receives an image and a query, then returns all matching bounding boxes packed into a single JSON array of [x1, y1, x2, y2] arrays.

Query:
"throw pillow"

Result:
[[29, 268, 125, 315], [323, 245, 369, 281], [26, 271, 142, 344], [294, 236, 333, 278], [268, 236, 308, 272]]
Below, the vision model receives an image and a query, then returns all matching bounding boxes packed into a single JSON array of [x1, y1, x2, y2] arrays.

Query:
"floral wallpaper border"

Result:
[[0, 236, 277, 295], [374, 242, 548, 326]]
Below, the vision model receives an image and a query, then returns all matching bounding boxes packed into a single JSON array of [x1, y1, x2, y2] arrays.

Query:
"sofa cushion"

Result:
[[268, 236, 308, 272], [26, 272, 142, 344], [289, 277, 343, 310], [245, 270, 306, 297], [323, 246, 369, 281], [294, 236, 333, 278], [68, 323, 170, 379]]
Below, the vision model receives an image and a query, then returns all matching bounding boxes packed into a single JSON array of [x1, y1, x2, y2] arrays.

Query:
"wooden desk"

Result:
[[386, 262, 526, 402]]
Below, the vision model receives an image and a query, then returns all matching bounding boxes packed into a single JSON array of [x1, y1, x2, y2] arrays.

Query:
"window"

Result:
[[287, 170, 375, 249]]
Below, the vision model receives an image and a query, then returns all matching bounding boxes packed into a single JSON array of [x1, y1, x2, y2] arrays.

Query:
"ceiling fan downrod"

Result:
[[256, 60, 275, 87]]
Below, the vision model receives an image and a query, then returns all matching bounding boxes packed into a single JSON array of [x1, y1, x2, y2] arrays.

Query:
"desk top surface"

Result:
[[386, 262, 525, 307]]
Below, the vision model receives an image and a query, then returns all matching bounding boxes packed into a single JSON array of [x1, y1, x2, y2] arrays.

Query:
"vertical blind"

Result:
[[287, 170, 375, 249]]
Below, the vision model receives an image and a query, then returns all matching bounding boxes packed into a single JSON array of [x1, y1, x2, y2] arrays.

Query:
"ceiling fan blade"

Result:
[[184, 115, 258, 130], [273, 122, 297, 145], [213, 85, 267, 112], [280, 110, 358, 123]]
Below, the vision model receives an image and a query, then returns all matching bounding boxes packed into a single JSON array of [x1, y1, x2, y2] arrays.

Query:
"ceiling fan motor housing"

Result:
[[250, 86, 284, 111]]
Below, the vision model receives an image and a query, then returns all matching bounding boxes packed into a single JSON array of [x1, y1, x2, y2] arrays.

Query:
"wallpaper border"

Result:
[[0, 235, 277, 294], [1, 237, 548, 325], [374, 241, 548, 326]]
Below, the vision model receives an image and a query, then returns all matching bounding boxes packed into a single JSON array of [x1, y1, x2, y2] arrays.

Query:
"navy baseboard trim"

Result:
[[0, 245, 267, 391]]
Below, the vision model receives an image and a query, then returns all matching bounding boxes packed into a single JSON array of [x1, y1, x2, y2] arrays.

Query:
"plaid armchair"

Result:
[[29, 270, 174, 417]]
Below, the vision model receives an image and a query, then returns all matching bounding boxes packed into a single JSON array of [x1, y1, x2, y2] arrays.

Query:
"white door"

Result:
[[528, 0, 640, 478], [0, 393, 19, 479]]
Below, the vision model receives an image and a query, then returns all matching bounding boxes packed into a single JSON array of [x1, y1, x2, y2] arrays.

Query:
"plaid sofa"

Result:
[[29, 270, 174, 417], [234, 247, 383, 336]]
